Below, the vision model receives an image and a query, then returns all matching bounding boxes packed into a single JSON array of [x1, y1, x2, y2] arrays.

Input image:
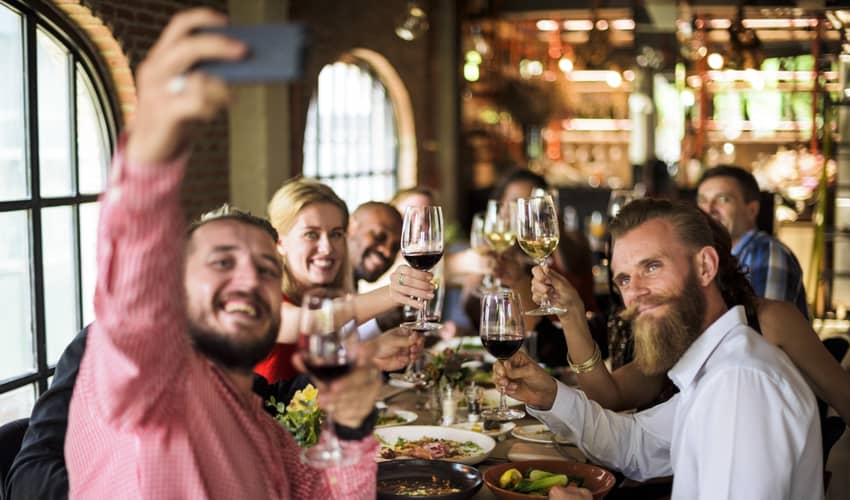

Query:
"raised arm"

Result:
[[530, 266, 666, 411], [276, 265, 434, 342], [757, 298, 850, 425], [76, 9, 246, 426]]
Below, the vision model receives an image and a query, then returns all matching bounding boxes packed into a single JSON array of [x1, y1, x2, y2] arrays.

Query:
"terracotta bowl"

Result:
[[483, 460, 616, 500]]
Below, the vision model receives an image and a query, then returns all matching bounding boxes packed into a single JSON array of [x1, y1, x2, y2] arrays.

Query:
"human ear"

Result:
[[746, 200, 760, 225], [694, 246, 719, 287]]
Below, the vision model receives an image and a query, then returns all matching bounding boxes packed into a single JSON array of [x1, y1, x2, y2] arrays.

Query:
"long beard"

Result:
[[189, 319, 279, 373], [622, 270, 706, 376]]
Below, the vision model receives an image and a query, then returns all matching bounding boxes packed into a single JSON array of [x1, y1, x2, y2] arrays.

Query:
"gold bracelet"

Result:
[[568, 344, 602, 374]]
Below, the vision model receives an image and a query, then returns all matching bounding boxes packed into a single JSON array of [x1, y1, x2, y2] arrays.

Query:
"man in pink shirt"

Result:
[[65, 9, 377, 499]]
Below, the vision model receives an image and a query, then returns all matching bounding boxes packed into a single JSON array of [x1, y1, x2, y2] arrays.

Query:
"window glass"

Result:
[[77, 67, 109, 194], [37, 29, 73, 198], [42, 205, 79, 365], [0, 210, 34, 380], [79, 201, 99, 325], [0, 8, 27, 201], [303, 60, 398, 208], [0, 384, 36, 426]]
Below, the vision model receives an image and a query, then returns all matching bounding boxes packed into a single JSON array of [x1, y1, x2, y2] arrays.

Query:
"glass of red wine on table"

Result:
[[297, 288, 360, 467], [480, 289, 526, 421]]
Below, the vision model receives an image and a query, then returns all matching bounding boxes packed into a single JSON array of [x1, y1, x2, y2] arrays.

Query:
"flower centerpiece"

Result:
[[267, 384, 323, 448]]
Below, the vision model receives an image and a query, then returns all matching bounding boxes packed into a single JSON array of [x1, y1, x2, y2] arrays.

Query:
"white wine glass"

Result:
[[400, 205, 444, 332], [516, 195, 566, 316], [471, 211, 496, 294], [297, 288, 360, 468], [483, 199, 516, 289], [480, 289, 526, 421]]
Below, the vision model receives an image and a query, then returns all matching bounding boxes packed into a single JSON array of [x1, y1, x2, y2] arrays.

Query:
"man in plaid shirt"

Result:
[[697, 165, 808, 319], [65, 9, 377, 499]]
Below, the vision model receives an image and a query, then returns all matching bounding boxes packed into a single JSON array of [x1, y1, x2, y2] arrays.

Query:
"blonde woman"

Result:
[[255, 178, 434, 383]]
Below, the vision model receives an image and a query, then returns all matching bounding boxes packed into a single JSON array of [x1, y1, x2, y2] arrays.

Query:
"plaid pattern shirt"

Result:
[[733, 229, 809, 319], [65, 145, 377, 499]]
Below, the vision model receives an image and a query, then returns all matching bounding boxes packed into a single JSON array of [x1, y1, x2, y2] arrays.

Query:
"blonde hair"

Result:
[[268, 178, 352, 302]]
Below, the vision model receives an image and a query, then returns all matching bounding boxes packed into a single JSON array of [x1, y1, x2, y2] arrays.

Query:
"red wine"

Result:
[[403, 250, 444, 271], [482, 336, 524, 360], [305, 361, 353, 384]]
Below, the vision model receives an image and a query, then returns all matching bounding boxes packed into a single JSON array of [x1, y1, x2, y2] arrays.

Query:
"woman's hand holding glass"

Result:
[[388, 264, 435, 309]]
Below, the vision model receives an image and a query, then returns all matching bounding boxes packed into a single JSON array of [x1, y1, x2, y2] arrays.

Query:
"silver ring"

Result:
[[167, 75, 187, 95], [398, 274, 406, 287]]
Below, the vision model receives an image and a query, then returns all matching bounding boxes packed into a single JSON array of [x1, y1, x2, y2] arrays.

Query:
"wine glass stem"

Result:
[[499, 387, 508, 412], [538, 259, 552, 309], [417, 298, 429, 326], [319, 405, 342, 455]]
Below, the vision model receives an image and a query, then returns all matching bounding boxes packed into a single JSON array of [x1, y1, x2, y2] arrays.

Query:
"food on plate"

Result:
[[377, 412, 408, 427], [377, 477, 461, 496], [378, 436, 483, 460], [496, 468, 584, 495]]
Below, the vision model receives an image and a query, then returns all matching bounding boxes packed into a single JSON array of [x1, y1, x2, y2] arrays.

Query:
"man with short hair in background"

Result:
[[348, 201, 402, 286], [696, 165, 808, 318]]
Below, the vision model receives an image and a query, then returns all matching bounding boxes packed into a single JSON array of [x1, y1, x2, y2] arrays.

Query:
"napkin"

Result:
[[507, 442, 586, 463]]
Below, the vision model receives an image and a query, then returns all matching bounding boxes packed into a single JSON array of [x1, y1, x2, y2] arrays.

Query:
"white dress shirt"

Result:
[[529, 306, 823, 500]]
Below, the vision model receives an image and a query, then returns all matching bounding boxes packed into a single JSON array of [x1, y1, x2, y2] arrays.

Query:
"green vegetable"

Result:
[[515, 473, 568, 493], [528, 469, 554, 481]]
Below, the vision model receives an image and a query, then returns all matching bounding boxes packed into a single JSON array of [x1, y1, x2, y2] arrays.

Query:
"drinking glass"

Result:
[[400, 205, 444, 331], [516, 195, 566, 316], [482, 199, 516, 289], [480, 289, 526, 421], [297, 288, 360, 467], [397, 267, 445, 385], [470, 211, 496, 294]]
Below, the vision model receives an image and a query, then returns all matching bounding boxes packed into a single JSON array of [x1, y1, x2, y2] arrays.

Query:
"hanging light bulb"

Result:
[[395, 1, 429, 41]]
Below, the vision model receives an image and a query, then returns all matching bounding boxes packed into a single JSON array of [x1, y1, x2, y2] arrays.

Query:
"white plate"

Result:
[[375, 409, 418, 428], [450, 421, 516, 438], [511, 424, 572, 444], [481, 388, 523, 408], [374, 425, 496, 465]]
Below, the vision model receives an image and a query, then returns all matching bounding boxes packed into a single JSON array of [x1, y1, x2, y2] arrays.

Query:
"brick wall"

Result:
[[56, 0, 231, 219], [289, 0, 439, 188]]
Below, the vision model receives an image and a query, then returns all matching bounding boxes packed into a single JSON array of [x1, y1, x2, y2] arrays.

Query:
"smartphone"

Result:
[[193, 23, 308, 83]]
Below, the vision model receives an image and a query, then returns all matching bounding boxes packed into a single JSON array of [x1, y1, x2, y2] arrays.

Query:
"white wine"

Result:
[[485, 230, 516, 254], [518, 235, 559, 261]]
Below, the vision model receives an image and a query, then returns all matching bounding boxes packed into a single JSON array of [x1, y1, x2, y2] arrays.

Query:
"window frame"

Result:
[[0, 0, 119, 398], [302, 56, 401, 207]]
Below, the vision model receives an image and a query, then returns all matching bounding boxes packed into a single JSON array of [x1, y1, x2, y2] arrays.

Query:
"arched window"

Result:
[[303, 51, 416, 210], [0, 0, 118, 424]]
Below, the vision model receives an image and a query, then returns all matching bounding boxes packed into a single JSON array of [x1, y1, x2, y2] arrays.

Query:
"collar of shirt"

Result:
[[731, 229, 757, 255], [668, 305, 747, 391]]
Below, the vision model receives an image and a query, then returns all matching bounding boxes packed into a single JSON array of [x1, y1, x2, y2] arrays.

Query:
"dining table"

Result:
[[376, 381, 591, 500]]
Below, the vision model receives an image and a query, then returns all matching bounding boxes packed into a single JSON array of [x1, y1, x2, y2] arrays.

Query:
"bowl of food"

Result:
[[483, 460, 616, 500], [375, 425, 496, 465], [377, 459, 483, 500]]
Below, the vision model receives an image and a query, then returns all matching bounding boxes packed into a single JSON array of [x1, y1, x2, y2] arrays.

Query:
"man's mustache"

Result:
[[364, 248, 390, 264], [620, 296, 674, 322]]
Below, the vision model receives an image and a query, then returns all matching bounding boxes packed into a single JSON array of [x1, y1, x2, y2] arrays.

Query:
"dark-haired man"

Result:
[[697, 165, 808, 317], [64, 9, 377, 499], [498, 199, 822, 500], [349, 201, 402, 285]]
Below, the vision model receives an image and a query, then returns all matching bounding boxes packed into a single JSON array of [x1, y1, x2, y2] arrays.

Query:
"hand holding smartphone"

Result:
[[193, 23, 308, 83]]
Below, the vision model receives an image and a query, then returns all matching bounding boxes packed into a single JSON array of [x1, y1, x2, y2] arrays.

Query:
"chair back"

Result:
[[0, 418, 29, 498]]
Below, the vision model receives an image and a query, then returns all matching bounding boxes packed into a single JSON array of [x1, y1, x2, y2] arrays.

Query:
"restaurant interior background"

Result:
[[2, 0, 850, 477]]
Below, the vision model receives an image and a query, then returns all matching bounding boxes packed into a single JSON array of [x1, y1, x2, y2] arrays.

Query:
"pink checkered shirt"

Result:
[[65, 145, 377, 499]]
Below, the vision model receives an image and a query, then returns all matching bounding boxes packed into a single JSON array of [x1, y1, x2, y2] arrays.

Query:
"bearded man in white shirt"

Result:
[[496, 198, 822, 500]]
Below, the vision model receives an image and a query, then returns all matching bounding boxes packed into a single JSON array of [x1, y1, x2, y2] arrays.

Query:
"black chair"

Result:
[[820, 335, 848, 492], [0, 418, 29, 498]]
